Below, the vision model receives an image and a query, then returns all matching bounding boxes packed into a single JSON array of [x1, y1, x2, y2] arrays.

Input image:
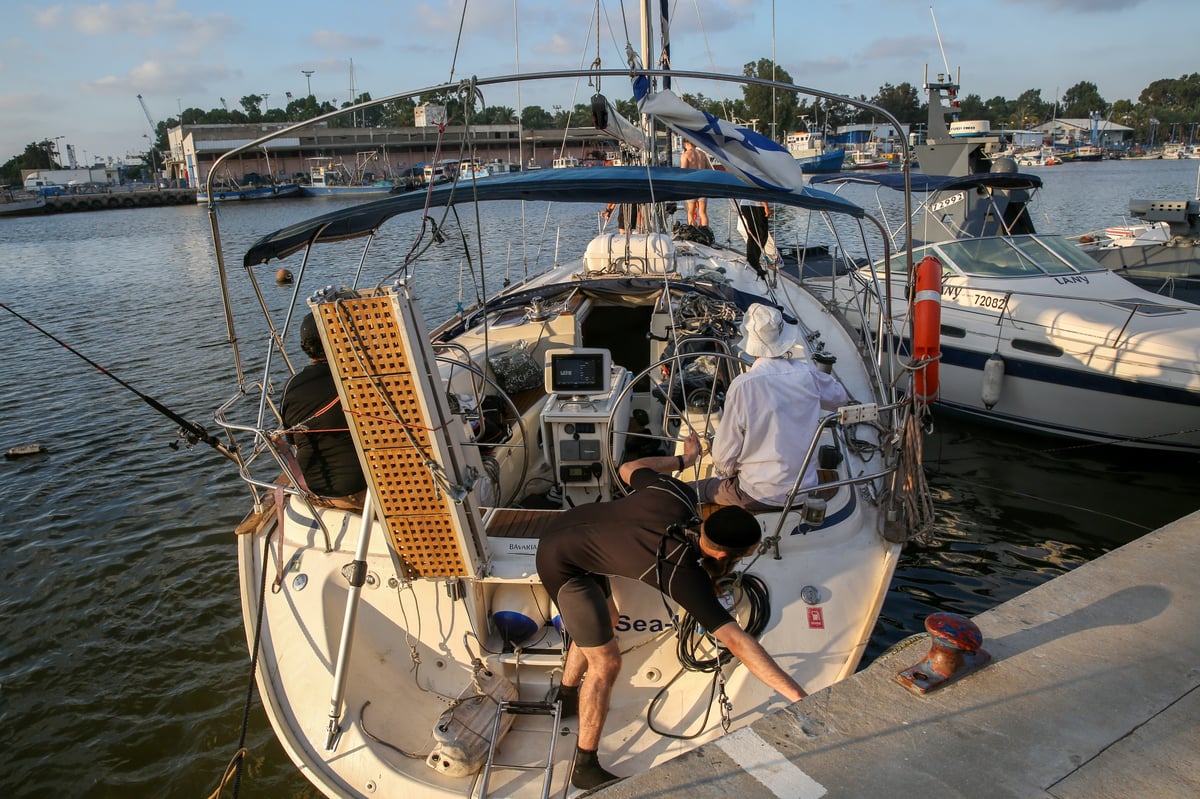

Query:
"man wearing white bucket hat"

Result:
[[696, 303, 850, 510]]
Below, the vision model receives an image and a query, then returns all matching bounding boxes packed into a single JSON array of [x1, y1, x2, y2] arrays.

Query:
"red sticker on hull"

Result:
[[807, 607, 825, 629]]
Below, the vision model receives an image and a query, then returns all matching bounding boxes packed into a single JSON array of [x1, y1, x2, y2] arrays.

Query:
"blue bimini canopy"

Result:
[[811, 171, 1043, 194], [242, 166, 866, 266]]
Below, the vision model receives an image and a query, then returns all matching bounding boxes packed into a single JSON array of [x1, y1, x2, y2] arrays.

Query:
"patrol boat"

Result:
[[204, 61, 935, 799]]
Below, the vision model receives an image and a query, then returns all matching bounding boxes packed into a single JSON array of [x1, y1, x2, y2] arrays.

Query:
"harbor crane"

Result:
[[136, 94, 160, 179], [137, 94, 158, 139]]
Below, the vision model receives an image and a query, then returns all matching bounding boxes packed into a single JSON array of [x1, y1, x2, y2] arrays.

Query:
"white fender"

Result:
[[982, 354, 1005, 409]]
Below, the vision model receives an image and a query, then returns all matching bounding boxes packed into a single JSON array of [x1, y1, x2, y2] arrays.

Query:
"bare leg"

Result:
[[562, 597, 619, 690], [561, 641, 587, 688], [575, 638, 621, 750], [571, 637, 623, 789]]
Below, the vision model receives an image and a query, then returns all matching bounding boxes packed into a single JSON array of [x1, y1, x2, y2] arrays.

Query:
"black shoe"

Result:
[[556, 684, 578, 718], [571, 756, 620, 790]]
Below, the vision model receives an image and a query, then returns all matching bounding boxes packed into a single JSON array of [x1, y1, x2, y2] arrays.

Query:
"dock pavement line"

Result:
[[713, 727, 827, 799]]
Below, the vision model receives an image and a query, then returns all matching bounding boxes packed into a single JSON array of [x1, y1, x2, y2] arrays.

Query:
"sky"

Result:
[[1, 0, 1195, 167]]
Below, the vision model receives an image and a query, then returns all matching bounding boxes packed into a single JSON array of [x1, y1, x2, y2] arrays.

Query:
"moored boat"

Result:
[[303, 156, 407, 197], [805, 62, 1200, 453], [1078, 166, 1200, 302], [784, 124, 845, 174], [202, 57, 936, 799], [809, 166, 1200, 453], [197, 178, 301, 202], [0, 187, 47, 216]]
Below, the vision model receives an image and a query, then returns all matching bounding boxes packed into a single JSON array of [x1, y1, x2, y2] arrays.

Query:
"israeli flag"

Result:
[[633, 75, 808, 193]]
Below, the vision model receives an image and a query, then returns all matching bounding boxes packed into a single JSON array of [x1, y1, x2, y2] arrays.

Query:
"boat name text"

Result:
[[974, 294, 1008, 310], [929, 192, 965, 213], [615, 613, 678, 633]]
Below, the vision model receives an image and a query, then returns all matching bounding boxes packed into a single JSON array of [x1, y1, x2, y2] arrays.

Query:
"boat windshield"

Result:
[[1019, 234, 1111, 274], [932, 235, 1105, 278]]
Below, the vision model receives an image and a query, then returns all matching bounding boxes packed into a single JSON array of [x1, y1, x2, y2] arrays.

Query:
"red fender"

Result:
[[913, 256, 942, 402]]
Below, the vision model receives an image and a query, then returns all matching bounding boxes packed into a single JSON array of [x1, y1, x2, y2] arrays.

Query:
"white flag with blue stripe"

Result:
[[633, 75, 808, 193]]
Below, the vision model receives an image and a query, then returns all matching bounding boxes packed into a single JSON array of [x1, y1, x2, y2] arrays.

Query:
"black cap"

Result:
[[300, 313, 324, 359], [702, 506, 761, 551]]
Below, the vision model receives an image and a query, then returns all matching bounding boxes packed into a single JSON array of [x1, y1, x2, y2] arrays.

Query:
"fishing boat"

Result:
[[197, 176, 301, 202], [303, 155, 408, 197], [201, 11, 935, 798], [784, 121, 845, 174], [199, 145, 301, 202]]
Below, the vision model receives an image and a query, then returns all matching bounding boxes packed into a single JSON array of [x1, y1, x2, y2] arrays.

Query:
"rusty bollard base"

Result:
[[895, 612, 992, 695]]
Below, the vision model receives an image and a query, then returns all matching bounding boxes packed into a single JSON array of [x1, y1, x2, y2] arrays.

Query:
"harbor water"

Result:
[[2, 158, 1198, 798]]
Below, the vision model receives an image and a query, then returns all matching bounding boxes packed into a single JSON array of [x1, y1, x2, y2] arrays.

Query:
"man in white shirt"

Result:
[[695, 303, 849, 511]]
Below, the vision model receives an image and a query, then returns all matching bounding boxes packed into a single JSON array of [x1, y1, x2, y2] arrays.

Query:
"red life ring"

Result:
[[912, 255, 942, 402]]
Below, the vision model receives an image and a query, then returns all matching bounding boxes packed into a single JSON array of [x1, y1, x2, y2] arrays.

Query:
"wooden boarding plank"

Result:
[[315, 292, 481, 579], [486, 508, 562, 539]]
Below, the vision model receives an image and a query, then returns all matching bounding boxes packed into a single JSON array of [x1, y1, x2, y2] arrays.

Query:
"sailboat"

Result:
[[202, 6, 934, 797]]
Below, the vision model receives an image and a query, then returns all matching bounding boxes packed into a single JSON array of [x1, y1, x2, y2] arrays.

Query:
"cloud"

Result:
[[30, 1, 230, 57], [792, 56, 852, 77], [309, 29, 385, 52], [999, 0, 1142, 10], [531, 33, 579, 58], [0, 91, 45, 114], [33, 0, 230, 38], [859, 35, 941, 61], [84, 59, 236, 97], [31, 5, 66, 28]]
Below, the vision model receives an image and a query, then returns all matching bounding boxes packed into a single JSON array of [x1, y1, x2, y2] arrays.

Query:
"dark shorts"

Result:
[[553, 575, 613, 648]]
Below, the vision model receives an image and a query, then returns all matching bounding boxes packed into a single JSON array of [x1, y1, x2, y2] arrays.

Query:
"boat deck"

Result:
[[597, 510, 1200, 798]]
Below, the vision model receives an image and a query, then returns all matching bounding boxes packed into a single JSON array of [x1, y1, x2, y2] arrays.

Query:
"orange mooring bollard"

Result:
[[895, 612, 991, 695]]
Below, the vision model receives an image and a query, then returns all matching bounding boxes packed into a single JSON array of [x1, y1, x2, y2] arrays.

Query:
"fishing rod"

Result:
[[2, 302, 240, 464]]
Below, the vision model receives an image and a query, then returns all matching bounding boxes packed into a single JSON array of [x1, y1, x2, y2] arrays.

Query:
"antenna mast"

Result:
[[929, 6, 951, 77]]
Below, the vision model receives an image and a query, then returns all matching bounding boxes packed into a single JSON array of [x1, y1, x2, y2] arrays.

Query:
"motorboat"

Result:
[[804, 67, 1198, 453], [201, 56, 936, 799], [1076, 167, 1200, 302], [810, 166, 1200, 453]]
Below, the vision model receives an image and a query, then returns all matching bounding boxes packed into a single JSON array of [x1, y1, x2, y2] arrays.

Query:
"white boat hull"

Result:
[[225, 241, 914, 798], [239, 489, 899, 798]]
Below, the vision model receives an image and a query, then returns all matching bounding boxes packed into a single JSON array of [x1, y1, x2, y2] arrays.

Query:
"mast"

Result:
[[639, 0, 658, 165], [659, 0, 672, 165]]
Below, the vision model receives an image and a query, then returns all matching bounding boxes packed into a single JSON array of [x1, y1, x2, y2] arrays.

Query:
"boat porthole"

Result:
[[292, 573, 308, 591]]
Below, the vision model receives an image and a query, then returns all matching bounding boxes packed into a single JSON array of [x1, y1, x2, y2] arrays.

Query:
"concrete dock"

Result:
[[600, 510, 1200, 799]]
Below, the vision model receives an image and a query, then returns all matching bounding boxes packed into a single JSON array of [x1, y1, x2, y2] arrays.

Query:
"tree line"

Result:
[[6, 62, 1199, 186]]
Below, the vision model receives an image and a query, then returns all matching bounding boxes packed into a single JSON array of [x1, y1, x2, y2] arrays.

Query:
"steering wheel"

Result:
[[604, 345, 746, 496]]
